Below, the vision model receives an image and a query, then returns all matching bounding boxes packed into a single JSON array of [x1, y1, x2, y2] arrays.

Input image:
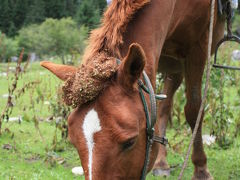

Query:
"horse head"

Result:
[[41, 43, 159, 179]]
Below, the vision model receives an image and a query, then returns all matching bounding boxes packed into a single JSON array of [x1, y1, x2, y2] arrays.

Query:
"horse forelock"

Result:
[[82, 0, 151, 63], [62, 52, 118, 108]]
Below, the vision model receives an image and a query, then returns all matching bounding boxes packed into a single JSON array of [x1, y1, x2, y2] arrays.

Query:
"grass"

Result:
[[0, 62, 61, 119], [0, 121, 82, 180], [147, 129, 240, 179], [0, 61, 240, 179]]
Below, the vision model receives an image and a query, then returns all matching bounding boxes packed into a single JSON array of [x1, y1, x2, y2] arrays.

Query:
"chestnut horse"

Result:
[[41, 0, 225, 179]]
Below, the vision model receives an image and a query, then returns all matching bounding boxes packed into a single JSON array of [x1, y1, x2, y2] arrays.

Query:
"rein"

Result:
[[116, 59, 168, 180], [179, 0, 239, 178]]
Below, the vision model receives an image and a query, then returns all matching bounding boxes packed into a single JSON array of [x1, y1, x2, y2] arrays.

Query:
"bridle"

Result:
[[138, 71, 168, 180], [116, 59, 168, 180]]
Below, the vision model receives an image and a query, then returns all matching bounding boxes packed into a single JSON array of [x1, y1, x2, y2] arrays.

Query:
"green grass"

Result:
[[0, 61, 240, 179], [0, 62, 61, 119], [147, 129, 240, 179], [0, 121, 83, 180]]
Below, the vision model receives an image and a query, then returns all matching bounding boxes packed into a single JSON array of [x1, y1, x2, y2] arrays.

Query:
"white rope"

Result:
[[178, 0, 216, 179]]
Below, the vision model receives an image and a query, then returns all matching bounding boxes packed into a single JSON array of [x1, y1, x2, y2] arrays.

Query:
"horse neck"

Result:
[[119, 0, 176, 84]]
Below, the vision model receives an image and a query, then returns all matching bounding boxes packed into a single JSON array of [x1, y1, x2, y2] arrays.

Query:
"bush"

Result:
[[18, 18, 88, 63], [0, 32, 19, 62]]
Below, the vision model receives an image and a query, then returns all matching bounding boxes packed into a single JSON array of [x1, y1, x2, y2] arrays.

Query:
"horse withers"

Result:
[[41, 0, 225, 179]]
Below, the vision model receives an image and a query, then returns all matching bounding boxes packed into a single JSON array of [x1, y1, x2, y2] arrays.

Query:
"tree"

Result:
[[14, 0, 29, 30], [18, 18, 88, 63], [0, 32, 19, 62], [0, 0, 106, 36], [43, 18, 88, 64], [8, 22, 17, 37], [75, 0, 104, 30], [96, 0, 107, 14], [44, 0, 66, 19], [64, 0, 80, 17], [0, 0, 11, 35], [0, 0, 31, 36], [25, 0, 46, 25]]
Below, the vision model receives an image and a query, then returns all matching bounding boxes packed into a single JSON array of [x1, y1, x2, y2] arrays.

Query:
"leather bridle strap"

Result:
[[141, 71, 157, 130], [138, 75, 154, 180], [139, 71, 168, 180]]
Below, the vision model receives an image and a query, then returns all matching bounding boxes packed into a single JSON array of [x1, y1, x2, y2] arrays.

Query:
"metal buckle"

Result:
[[147, 127, 155, 140], [213, 35, 240, 70], [138, 79, 167, 100]]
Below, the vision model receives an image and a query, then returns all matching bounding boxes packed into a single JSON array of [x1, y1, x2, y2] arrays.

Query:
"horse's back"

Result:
[[158, 0, 225, 74]]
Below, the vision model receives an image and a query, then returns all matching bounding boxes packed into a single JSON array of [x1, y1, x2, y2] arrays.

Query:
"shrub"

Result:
[[18, 18, 88, 63], [0, 32, 19, 62]]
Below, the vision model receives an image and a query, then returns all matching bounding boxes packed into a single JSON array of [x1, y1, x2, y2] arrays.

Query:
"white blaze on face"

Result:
[[82, 109, 102, 180]]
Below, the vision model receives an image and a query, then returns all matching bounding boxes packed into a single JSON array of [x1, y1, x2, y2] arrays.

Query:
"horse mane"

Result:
[[63, 0, 150, 107], [82, 0, 150, 64]]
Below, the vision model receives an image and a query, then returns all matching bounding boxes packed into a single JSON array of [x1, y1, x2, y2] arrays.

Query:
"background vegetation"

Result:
[[0, 0, 106, 63], [0, 0, 106, 36], [0, 0, 240, 179]]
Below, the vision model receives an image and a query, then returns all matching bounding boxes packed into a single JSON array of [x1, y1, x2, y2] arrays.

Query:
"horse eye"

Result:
[[122, 138, 136, 151]]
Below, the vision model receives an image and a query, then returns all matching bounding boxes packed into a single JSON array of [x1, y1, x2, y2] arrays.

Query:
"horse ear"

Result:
[[118, 43, 146, 89], [40, 61, 77, 81]]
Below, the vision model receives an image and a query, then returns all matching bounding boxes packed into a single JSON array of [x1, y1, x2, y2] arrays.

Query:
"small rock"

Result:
[[56, 117, 63, 124], [2, 94, 9, 98], [46, 116, 54, 122], [57, 159, 66, 165], [152, 168, 170, 177], [72, 166, 84, 176], [202, 135, 216, 146], [44, 101, 50, 105], [0, 72, 7, 77], [232, 50, 240, 61], [7, 116, 22, 122], [2, 144, 12, 150]]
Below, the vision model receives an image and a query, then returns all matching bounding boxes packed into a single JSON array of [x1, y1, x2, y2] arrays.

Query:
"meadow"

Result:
[[0, 45, 240, 180]]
